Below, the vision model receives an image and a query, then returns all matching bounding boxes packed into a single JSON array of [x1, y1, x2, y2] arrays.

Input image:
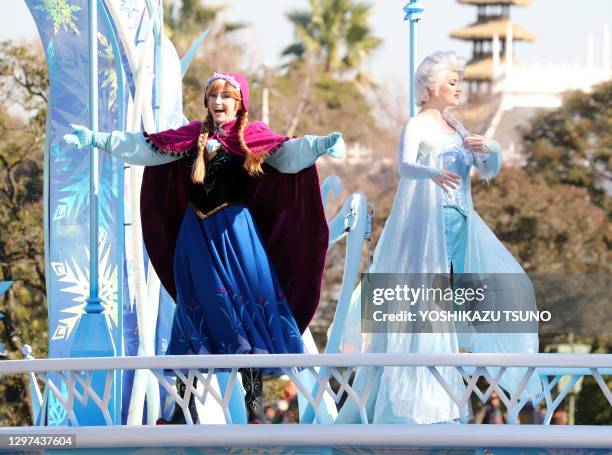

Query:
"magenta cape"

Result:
[[140, 120, 328, 333]]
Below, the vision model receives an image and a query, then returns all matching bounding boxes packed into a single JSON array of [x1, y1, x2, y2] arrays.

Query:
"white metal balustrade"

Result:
[[0, 353, 611, 450]]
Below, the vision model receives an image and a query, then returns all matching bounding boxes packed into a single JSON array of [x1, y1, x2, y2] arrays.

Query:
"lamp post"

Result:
[[403, 1, 425, 118], [69, 0, 117, 426], [87, 0, 100, 315]]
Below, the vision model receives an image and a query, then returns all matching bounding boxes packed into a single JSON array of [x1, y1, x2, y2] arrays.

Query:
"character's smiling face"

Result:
[[205, 79, 242, 125]]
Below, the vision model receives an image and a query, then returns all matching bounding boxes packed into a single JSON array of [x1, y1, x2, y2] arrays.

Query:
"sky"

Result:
[[2, 0, 611, 96]]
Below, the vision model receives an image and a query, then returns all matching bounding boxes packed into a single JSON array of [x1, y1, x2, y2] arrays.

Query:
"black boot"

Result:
[[156, 377, 199, 425], [241, 368, 265, 424]]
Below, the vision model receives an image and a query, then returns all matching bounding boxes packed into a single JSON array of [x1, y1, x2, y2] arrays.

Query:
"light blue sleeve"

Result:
[[265, 135, 327, 174], [97, 131, 183, 166], [473, 140, 502, 181], [398, 120, 442, 180]]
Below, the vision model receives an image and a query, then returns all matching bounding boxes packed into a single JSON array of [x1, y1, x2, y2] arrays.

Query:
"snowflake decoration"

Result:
[[98, 32, 118, 111], [47, 381, 69, 426], [53, 148, 118, 228], [50, 230, 118, 341], [35, 0, 81, 36]]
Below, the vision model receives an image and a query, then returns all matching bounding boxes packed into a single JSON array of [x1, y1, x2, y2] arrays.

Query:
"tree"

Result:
[[162, 0, 248, 120], [522, 81, 612, 213], [263, 71, 380, 143], [280, 1, 382, 135], [0, 41, 48, 425], [283, 0, 381, 79], [471, 167, 611, 351], [472, 167, 610, 273], [163, 0, 247, 55]]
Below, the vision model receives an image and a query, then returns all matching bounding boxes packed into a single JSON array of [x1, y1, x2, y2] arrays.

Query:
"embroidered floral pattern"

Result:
[[171, 285, 301, 358], [202, 150, 231, 194], [165, 204, 304, 373]]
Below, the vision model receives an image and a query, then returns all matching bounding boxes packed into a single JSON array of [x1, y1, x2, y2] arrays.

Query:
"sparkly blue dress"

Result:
[[335, 116, 540, 424], [439, 144, 474, 277]]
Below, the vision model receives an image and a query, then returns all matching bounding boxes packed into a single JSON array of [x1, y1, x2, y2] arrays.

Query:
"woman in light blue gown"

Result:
[[335, 51, 540, 424]]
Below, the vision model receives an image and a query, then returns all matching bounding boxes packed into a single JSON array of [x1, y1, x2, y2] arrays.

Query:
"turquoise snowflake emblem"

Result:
[[35, 0, 81, 35]]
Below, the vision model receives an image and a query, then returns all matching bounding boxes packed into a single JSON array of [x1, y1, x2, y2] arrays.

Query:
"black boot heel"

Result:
[[157, 377, 199, 425], [240, 368, 265, 424]]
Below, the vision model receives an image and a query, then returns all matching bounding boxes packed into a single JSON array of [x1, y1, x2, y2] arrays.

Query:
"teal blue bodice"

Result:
[[439, 145, 474, 216]]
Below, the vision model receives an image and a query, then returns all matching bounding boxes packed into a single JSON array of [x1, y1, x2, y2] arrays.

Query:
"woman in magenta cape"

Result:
[[65, 72, 345, 424]]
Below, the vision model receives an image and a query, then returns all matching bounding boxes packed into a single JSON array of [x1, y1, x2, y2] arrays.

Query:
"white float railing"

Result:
[[1, 424, 611, 449], [2, 353, 611, 429]]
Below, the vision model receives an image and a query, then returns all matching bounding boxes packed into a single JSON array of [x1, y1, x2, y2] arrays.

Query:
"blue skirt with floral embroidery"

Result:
[[166, 204, 304, 365]]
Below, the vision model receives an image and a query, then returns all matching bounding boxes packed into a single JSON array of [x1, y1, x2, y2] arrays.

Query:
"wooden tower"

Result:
[[450, 0, 536, 98]]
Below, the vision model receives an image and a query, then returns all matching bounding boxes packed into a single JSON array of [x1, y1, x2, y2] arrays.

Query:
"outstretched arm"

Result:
[[265, 132, 345, 173], [64, 124, 182, 166], [104, 131, 183, 166]]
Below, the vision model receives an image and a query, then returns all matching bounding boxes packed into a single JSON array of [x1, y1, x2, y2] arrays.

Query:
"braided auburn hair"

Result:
[[191, 79, 267, 184]]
